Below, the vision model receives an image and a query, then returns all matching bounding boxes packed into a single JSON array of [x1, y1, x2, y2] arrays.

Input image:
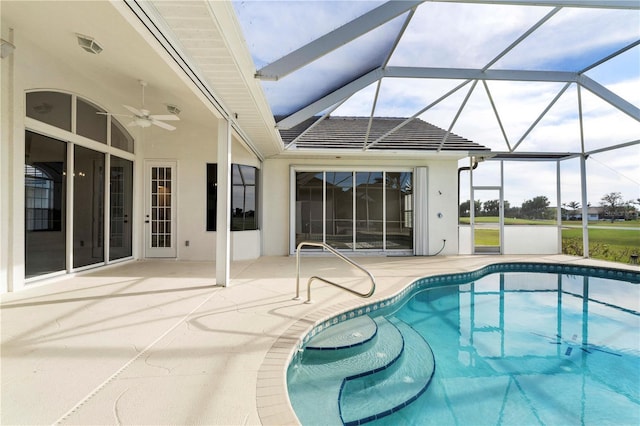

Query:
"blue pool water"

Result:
[[287, 264, 640, 425]]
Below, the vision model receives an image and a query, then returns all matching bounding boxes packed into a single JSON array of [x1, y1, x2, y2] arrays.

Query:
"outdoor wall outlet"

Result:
[[185, 240, 189, 247]]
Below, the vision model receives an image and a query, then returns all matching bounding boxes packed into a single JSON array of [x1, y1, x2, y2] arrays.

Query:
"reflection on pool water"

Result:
[[287, 264, 640, 426]]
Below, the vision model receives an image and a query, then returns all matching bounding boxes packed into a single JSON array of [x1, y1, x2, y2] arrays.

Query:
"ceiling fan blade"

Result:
[[151, 119, 176, 131], [149, 114, 180, 121], [123, 104, 144, 116], [97, 111, 133, 118]]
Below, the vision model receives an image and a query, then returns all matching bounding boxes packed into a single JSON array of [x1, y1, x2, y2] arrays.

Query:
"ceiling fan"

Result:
[[105, 80, 180, 131]]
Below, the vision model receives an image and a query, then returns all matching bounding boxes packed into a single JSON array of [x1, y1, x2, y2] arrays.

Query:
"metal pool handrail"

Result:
[[294, 241, 376, 303]]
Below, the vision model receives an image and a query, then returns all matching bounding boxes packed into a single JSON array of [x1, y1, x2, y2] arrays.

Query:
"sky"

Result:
[[233, 1, 640, 208]]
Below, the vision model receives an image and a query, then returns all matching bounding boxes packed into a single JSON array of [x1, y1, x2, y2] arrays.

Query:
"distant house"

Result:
[[587, 207, 603, 221], [566, 207, 604, 221]]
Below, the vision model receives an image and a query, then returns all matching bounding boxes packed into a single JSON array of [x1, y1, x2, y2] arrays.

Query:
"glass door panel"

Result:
[[386, 172, 413, 250], [355, 172, 383, 249], [295, 172, 324, 248], [109, 156, 133, 261], [326, 172, 353, 249], [24, 131, 67, 278], [293, 170, 414, 253], [73, 146, 105, 268]]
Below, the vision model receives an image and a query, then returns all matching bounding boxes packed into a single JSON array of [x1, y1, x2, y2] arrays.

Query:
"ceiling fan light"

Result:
[[136, 118, 152, 128]]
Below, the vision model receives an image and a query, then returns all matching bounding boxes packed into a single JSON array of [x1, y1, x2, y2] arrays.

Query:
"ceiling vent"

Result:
[[76, 34, 103, 54]]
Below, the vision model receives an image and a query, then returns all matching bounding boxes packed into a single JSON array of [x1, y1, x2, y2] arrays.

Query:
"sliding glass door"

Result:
[[110, 156, 133, 261], [24, 132, 134, 279], [24, 131, 67, 278], [294, 170, 413, 253], [73, 146, 105, 268], [326, 172, 353, 249], [355, 172, 384, 250]]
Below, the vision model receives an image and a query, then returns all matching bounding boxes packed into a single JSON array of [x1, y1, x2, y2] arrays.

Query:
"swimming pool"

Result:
[[287, 263, 640, 425]]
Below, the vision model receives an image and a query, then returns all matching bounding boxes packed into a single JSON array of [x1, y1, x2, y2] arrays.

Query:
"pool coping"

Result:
[[256, 259, 640, 425]]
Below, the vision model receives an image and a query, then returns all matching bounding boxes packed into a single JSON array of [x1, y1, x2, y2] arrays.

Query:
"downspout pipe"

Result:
[[458, 157, 480, 216]]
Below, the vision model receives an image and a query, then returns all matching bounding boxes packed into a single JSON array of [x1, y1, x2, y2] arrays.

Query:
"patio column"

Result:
[[216, 117, 231, 286], [414, 167, 428, 255]]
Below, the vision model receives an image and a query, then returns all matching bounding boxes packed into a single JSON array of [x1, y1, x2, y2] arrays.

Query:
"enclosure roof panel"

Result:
[[233, 0, 639, 158]]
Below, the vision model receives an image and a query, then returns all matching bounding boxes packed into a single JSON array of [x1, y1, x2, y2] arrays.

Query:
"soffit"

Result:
[[1, 1, 215, 130], [145, 0, 283, 158]]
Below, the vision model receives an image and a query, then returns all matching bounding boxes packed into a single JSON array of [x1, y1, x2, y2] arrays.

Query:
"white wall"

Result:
[[261, 156, 461, 256], [0, 29, 14, 292], [1, 30, 261, 292], [141, 122, 261, 261], [3, 32, 126, 290], [425, 160, 460, 256]]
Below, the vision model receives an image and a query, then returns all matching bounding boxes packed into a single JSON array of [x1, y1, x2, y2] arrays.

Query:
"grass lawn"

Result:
[[460, 217, 640, 227], [462, 218, 639, 263], [474, 229, 499, 246], [562, 227, 639, 262], [460, 217, 554, 225]]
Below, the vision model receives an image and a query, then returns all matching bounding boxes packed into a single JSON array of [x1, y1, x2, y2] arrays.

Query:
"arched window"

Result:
[[26, 91, 134, 153], [24, 91, 135, 279]]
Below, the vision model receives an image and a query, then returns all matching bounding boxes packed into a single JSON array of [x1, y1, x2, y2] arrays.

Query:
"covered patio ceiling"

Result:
[[233, 0, 639, 158]]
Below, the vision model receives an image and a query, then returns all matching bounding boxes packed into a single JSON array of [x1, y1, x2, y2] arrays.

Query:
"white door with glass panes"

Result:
[[145, 161, 177, 258]]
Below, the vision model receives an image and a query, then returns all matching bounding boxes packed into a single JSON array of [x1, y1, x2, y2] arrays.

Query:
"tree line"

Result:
[[460, 192, 639, 221]]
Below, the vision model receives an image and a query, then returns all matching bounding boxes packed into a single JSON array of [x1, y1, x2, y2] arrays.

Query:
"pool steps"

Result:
[[288, 316, 403, 425], [305, 315, 377, 351], [289, 315, 435, 425], [339, 318, 435, 425]]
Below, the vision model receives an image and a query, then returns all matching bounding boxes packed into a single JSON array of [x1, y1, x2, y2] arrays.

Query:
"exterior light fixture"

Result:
[[76, 33, 103, 54], [166, 104, 181, 115], [1, 39, 15, 58]]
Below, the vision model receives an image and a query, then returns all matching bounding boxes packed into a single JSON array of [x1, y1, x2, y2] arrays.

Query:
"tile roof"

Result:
[[278, 116, 490, 151]]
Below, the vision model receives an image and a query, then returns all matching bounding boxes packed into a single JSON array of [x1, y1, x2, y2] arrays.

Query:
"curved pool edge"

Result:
[[256, 258, 640, 426]]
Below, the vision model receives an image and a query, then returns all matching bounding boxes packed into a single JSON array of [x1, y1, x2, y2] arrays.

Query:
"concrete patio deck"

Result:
[[2, 254, 637, 425]]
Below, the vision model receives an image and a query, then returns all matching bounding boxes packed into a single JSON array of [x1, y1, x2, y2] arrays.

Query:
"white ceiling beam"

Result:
[[385, 67, 579, 82], [276, 66, 639, 131], [482, 81, 512, 151], [276, 68, 384, 129], [511, 82, 572, 151], [428, 0, 639, 10], [578, 75, 640, 121], [438, 80, 478, 151], [579, 39, 640, 74], [482, 7, 561, 70], [585, 139, 640, 156], [366, 79, 472, 149], [256, 0, 424, 81]]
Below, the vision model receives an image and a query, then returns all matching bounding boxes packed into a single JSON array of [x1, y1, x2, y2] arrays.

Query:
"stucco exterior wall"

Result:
[[0, 30, 262, 292], [261, 156, 461, 256]]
